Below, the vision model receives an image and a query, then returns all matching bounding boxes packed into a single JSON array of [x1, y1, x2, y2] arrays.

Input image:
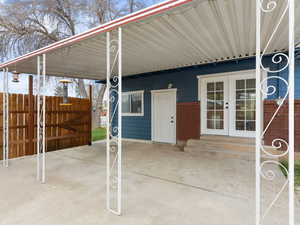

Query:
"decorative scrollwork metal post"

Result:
[[256, 0, 294, 224], [106, 27, 122, 215], [2, 67, 9, 168], [37, 54, 46, 183]]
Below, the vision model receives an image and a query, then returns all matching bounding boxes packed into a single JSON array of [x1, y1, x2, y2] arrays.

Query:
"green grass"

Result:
[[92, 127, 106, 142], [280, 161, 300, 187]]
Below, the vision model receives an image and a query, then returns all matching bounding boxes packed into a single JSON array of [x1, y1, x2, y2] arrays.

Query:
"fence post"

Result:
[[88, 85, 92, 145], [27, 75, 34, 155]]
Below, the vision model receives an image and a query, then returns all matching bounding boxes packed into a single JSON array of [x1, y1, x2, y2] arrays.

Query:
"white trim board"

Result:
[[197, 69, 268, 101], [122, 90, 144, 117], [121, 138, 153, 144], [151, 88, 177, 93], [122, 90, 144, 95], [196, 69, 257, 79]]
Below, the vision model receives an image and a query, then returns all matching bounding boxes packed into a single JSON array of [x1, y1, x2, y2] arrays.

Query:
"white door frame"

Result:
[[151, 88, 177, 144], [198, 69, 267, 137]]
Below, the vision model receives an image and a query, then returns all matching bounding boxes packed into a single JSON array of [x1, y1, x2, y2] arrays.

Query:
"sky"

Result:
[[0, 0, 163, 96]]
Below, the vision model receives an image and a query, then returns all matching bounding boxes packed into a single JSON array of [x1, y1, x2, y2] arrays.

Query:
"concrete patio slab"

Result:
[[0, 141, 299, 225]]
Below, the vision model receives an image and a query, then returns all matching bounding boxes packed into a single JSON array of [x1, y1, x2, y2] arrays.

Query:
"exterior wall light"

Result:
[[59, 79, 73, 106], [12, 71, 20, 83]]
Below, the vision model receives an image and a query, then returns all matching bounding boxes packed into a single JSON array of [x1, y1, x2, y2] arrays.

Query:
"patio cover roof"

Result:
[[0, 0, 300, 80]]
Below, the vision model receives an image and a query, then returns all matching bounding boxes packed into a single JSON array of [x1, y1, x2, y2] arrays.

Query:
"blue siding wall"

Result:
[[121, 56, 300, 140], [277, 58, 300, 98]]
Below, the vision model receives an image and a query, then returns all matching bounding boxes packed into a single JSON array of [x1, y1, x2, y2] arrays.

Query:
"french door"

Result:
[[200, 73, 256, 137], [229, 74, 256, 137], [201, 77, 229, 135]]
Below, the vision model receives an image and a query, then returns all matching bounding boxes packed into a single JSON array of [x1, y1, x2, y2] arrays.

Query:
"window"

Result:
[[122, 91, 144, 116]]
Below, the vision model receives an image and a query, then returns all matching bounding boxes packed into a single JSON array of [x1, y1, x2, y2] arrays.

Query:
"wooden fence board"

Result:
[[0, 93, 91, 159], [11, 94, 17, 158]]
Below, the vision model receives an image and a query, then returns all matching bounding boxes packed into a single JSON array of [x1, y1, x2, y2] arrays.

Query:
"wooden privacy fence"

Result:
[[0, 92, 92, 160]]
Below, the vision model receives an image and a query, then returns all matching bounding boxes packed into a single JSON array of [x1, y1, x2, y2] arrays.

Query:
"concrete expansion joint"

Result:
[[131, 171, 249, 201]]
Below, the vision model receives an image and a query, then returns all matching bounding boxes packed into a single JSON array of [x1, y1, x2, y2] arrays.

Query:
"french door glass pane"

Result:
[[236, 121, 245, 130], [246, 79, 255, 89], [236, 100, 245, 110], [236, 111, 245, 120], [246, 111, 255, 120], [216, 82, 224, 91], [215, 120, 224, 129], [246, 90, 256, 99], [207, 120, 214, 129], [207, 81, 224, 130], [236, 80, 245, 89], [235, 78, 256, 132]]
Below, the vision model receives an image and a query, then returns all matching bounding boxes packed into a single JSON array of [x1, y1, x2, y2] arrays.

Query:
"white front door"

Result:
[[151, 89, 176, 144], [200, 72, 256, 137]]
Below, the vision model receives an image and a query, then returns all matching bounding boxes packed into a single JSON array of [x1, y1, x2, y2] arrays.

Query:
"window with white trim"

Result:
[[122, 90, 144, 116]]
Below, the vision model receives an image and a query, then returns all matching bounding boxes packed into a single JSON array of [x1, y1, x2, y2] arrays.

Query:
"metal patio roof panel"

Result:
[[1, 0, 300, 80]]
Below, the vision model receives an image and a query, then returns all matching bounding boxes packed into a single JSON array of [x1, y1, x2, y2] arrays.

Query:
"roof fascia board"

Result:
[[0, 0, 193, 70]]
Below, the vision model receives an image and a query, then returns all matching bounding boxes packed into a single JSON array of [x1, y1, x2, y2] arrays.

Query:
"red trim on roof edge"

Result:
[[0, 0, 192, 70]]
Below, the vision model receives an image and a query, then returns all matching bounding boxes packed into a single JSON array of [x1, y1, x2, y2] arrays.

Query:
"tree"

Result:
[[127, 0, 147, 13], [54, 85, 64, 97], [83, 0, 149, 127], [0, 0, 82, 58], [0, 0, 155, 127], [0, 0, 89, 96]]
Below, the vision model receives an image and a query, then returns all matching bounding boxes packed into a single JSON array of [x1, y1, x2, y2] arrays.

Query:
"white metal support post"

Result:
[[2, 67, 9, 167], [256, 0, 295, 225], [288, 0, 295, 224], [118, 27, 122, 215], [106, 31, 111, 213], [37, 54, 46, 183], [255, 1, 261, 223], [106, 27, 122, 215]]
